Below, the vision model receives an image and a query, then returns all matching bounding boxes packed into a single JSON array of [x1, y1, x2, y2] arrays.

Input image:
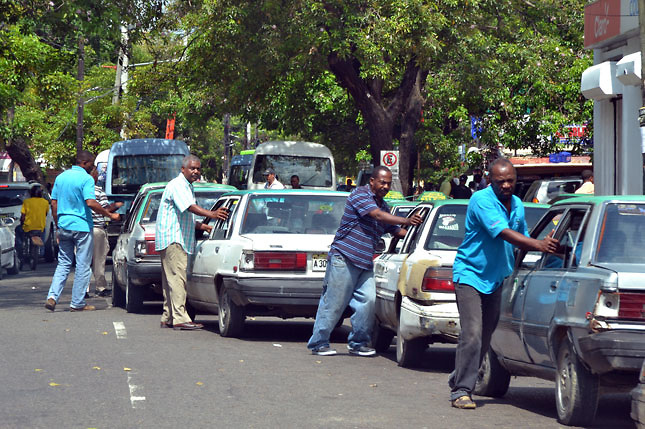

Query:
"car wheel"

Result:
[[124, 269, 143, 313], [0, 247, 4, 280], [7, 249, 19, 275], [111, 269, 125, 308], [396, 315, 425, 368], [555, 339, 599, 426], [218, 288, 245, 338], [372, 322, 395, 353], [474, 348, 511, 397], [44, 229, 56, 262]]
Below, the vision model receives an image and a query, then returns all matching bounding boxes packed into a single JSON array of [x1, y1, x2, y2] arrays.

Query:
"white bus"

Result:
[[247, 141, 336, 190]]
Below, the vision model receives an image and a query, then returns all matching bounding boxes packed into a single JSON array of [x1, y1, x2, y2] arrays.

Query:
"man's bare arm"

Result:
[[499, 229, 558, 253]]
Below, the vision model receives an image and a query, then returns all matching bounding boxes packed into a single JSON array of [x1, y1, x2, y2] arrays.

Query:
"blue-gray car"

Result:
[[476, 195, 645, 427]]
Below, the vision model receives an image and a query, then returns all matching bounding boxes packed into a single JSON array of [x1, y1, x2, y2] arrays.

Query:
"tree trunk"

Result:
[[5, 108, 46, 185], [398, 69, 428, 195]]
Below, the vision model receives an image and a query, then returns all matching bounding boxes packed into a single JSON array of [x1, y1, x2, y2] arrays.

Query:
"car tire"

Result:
[[396, 316, 425, 368], [372, 322, 395, 353], [186, 300, 197, 322], [44, 229, 56, 262], [124, 269, 143, 313], [555, 339, 599, 426], [474, 348, 511, 397], [7, 249, 19, 275], [218, 288, 245, 338], [0, 247, 4, 280], [112, 270, 125, 308]]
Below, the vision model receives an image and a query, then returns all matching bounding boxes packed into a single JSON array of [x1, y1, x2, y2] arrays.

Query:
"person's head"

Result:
[[76, 150, 95, 173], [488, 158, 516, 202], [30, 186, 42, 198], [468, 181, 477, 191], [581, 169, 594, 183], [473, 167, 483, 182], [459, 174, 468, 184], [346, 178, 352, 186], [290, 174, 300, 188], [369, 166, 392, 199], [181, 154, 202, 183], [263, 168, 276, 185]]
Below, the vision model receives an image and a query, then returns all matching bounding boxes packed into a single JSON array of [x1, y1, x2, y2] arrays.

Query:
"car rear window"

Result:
[[596, 203, 645, 264], [241, 194, 347, 234], [0, 188, 29, 207], [424, 205, 468, 250]]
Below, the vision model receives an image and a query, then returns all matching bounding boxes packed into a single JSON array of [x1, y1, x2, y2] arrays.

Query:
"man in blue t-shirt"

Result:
[[449, 158, 559, 410], [45, 150, 120, 312], [307, 166, 423, 357]]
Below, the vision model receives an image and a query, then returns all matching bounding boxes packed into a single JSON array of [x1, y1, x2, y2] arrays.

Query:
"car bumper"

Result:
[[578, 330, 645, 374], [399, 296, 460, 341], [127, 260, 161, 286], [223, 276, 323, 307]]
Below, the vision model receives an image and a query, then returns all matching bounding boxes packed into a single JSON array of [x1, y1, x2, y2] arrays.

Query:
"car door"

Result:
[[189, 197, 241, 304], [374, 204, 431, 329], [494, 208, 564, 363], [112, 191, 147, 285], [521, 206, 590, 366]]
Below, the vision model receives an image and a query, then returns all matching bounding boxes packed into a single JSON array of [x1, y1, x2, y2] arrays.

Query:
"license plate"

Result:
[[312, 253, 327, 272]]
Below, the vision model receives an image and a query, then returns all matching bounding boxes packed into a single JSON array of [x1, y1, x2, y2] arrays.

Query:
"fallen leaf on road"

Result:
[[123, 367, 131, 371], [196, 382, 204, 386], [35, 369, 42, 372], [315, 361, 322, 364], [370, 384, 378, 388], [65, 329, 70, 332], [92, 366, 101, 370], [49, 382, 60, 387], [101, 332, 108, 335], [239, 360, 244, 363]]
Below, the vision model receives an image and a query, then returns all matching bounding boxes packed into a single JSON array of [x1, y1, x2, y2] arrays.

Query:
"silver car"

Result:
[[477, 195, 645, 427]]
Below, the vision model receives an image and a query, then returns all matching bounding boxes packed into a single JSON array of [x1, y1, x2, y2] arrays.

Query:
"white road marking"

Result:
[[113, 321, 127, 339], [127, 374, 146, 409]]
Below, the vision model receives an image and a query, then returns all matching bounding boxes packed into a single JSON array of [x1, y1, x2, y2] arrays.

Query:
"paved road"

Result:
[[0, 262, 635, 428]]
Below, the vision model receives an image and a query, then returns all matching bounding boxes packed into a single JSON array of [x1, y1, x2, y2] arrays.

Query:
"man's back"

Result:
[[22, 197, 49, 232], [52, 166, 95, 232]]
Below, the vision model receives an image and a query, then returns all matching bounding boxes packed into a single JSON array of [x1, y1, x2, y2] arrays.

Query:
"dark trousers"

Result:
[[449, 282, 502, 401]]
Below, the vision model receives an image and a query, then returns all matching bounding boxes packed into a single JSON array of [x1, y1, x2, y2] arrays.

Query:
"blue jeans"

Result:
[[449, 283, 502, 401], [307, 252, 375, 350], [46, 229, 93, 309]]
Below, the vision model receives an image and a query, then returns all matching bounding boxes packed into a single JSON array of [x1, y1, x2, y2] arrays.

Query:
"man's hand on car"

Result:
[[405, 213, 424, 227], [109, 212, 120, 221], [209, 207, 229, 221], [537, 230, 559, 253]]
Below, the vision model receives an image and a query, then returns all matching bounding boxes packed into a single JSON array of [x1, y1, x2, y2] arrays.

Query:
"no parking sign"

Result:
[[380, 150, 399, 175]]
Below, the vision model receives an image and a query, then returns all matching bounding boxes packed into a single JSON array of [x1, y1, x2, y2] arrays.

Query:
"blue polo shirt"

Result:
[[51, 165, 95, 232], [452, 185, 528, 294], [330, 185, 400, 270]]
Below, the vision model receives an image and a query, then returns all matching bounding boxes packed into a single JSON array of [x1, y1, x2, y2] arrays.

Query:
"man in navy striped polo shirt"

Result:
[[307, 166, 423, 357]]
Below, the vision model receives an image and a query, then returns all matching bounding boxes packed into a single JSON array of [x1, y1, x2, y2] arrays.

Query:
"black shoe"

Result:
[[97, 289, 112, 297]]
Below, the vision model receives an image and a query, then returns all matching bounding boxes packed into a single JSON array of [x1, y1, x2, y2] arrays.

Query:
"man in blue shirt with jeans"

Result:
[[307, 166, 423, 357], [45, 150, 120, 312], [449, 158, 559, 409]]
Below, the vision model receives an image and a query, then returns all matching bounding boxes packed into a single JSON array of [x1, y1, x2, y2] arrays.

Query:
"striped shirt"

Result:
[[155, 174, 197, 254], [92, 185, 109, 228], [330, 185, 400, 270]]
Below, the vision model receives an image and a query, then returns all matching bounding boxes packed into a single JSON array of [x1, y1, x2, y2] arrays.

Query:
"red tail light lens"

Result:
[[135, 234, 159, 257], [618, 293, 645, 320], [254, 252, 307, 271], [421, 267, 454, 292]]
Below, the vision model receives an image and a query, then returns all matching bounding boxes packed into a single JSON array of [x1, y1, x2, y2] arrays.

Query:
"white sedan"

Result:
[[186, 189, 349, 337]]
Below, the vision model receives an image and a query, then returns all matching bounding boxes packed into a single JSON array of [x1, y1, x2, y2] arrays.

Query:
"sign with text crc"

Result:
[[584, 0, 639, 49], [380, 150, 399, 175]]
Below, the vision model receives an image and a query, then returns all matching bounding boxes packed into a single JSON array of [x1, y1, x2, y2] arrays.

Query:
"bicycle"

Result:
[[19, 230, 42, 271]]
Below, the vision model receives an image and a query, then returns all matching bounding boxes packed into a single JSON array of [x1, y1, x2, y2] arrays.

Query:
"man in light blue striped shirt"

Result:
[[155, 155, 228, 330]]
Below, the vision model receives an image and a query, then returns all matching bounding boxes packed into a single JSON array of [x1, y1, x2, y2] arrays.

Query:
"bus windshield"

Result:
[[111, 155, 184, 194], [252, 154, 333, 188]]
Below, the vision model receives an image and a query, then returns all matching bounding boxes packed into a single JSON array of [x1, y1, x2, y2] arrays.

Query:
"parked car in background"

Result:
[[632, 359, 645, 429], [186, 189, 349, 337], [0, 181, 57, 262], [476, 196, 645, 427], [522, 177, 582, 204], [0, 216, 19, 278], [111, 182, 236, 312], [373, 200, 549, 368]]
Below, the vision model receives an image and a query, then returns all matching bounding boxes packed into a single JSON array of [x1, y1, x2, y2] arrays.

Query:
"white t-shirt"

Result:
[[265, 179, 285, 190]]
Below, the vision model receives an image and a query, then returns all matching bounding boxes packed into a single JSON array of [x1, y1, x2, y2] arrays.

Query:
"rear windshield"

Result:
[[112, 155, 184, 194], [596, 203, 645, 264], [524, 206, 548, 230], [252, 154, 332, 188], [140, 190, 230, 225], [241, 194, 346, 234], [392, 205, 415, 218], [424, 205, 468, 250], [0, 188, 29, 207]]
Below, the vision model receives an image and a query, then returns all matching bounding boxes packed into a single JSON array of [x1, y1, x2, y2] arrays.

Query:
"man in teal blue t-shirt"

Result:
[[448, 158, 559, 409], [45, 150, 120, 312]]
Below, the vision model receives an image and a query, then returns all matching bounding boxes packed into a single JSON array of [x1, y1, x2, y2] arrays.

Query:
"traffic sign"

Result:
[[380, 150, 399, 175]]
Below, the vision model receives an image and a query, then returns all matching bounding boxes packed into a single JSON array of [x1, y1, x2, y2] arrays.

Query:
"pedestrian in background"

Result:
[[263, 168, 284, 189], [18, 187, 49, 265], [89, 166, 123, 297], [290, 174, 302, 189], [307, 166, 423, 356], [44, 150, 120, 312], [575, 169, 594, 194], [156, 155, 228, 330], [448, 158, 558, 409], [450, 174, 472, 199]]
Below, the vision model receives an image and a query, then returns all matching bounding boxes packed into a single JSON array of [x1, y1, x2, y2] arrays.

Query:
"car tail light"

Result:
[[617, 293, 645, 320], [135, 234, 159, 257], [242, 251, 307, 271], [591, 291, 645, 328], [421, 267, 454, 292]]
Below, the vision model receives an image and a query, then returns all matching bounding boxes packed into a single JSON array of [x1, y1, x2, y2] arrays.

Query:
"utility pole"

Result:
[[223, 113, 231, 184], [76, 36, 85, 156], [112, 25, 129, 105], [639, 0, 645, 170]]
